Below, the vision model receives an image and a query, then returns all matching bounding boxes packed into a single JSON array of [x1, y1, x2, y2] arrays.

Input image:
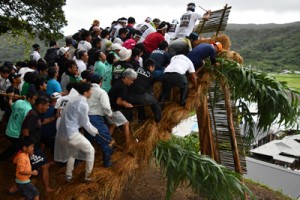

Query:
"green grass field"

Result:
[[270, 73, 300, 92]]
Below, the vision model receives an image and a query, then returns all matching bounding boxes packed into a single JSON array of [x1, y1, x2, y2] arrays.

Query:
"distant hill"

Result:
[[1, 22, 300, 72], [224, 21, 300, 72]]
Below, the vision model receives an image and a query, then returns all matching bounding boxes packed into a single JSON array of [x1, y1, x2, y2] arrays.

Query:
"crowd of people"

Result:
[[0, 2, 223, 199]]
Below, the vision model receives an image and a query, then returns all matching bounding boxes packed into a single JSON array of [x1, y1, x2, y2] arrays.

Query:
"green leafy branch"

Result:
[[154, 136, 255, 200]]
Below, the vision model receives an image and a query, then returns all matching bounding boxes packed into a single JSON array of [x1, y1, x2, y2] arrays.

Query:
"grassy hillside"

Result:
[[225, 22, 300, 72], [270, 73, 300, 92]]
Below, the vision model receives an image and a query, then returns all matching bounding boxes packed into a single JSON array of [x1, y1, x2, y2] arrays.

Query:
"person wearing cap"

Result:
[[136, 17, 156, 43], [126, 17, 136, 40], [112, 48, 134, 85], [187, 41, 223, 74], [108, 68, 137, 146], [159, 54, 197, 106], [86, 74, 113, 167], [77, 30, 92, 52], [142, 22, 168, 60], [113, 27, 129, 45], [44, 40, 59, 65], [46, 67, 62, 96], [176, 2, 211, 39], [122, 30, 142, 50], [30, 44, 41, 61], [57, 46, 70, 81], [168, 32, 199, 56]]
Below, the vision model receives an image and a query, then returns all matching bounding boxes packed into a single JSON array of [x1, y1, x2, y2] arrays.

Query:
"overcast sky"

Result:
[[62, 0, 300, 35]]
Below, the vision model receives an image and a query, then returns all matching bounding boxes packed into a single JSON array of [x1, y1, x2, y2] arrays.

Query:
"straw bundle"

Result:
[[218, 50, 244, 64], [193, 34, 231, 50]]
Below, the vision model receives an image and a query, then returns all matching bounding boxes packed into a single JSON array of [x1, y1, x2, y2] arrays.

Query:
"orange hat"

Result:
[[214, 42, 223, 51]]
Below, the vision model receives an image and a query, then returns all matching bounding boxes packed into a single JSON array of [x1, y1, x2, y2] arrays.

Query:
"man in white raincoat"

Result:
[[54, 82, 98, 182]]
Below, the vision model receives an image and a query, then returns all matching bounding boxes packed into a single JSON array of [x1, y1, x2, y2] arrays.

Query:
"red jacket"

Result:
[[143, 32, 165, 53]]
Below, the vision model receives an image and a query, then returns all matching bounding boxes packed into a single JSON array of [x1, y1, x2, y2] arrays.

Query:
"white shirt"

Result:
[[18, 67, 35, 91], [168, 22, 179, 40], [113, 37, 123, 45], [112, 24, 123, 38], [77, 40, 92, 52], [57, 94, 98, 140], [164, 33, 171, 44], [164, 55, 195, 74], [176, 11, 202, 38], [30, 51, 41, 61], [136, 22, 156, 43], [75, 58, 86, 75], [87, 83, 113, 117]]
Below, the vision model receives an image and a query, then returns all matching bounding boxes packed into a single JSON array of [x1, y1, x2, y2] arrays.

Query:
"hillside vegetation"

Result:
[[224, 21, 300, 72], [1, 22, 300, 73]]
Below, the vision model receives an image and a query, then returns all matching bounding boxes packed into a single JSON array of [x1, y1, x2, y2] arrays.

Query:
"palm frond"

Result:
[[154, 136, 255, 200], [215, 58, 299, 133]]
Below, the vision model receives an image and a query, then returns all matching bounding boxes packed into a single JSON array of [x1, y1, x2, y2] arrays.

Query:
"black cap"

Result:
[[87, 73, 102, 84], [186, 32, 199, 40], [187, 2, 196, 6]]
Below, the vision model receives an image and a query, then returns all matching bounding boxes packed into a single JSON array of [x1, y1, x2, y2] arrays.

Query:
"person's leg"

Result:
[[66, 156, 75, 180], [109, 124, 116, 135], [41, 163, 54, 192], [7, 182, 19, 194], [30, 147, 54, 191], [82, 141, 95, 180], [144, 92, 161, 122], [123, 122, 130, 146], [89, 115, 113, 167], [178, 75, 188, 106], [158, 73, 173, 105]]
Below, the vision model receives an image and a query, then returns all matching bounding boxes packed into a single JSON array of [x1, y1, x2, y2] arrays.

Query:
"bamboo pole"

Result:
[[222, 83, 243, 174], [215, 4, 228, 38]]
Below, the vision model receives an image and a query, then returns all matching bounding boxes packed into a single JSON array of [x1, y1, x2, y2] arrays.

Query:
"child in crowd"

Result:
[[13, 136, 39, 200]]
